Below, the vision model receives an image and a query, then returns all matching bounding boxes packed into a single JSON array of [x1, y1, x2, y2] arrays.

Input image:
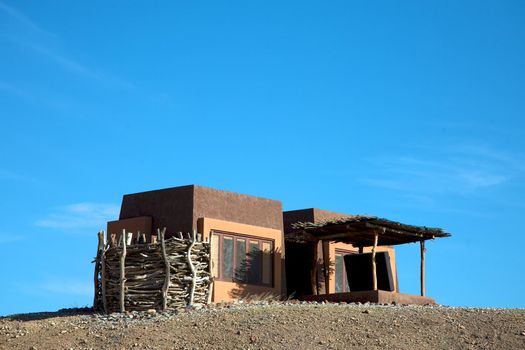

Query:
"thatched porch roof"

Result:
[[287, 216, 451, 247]]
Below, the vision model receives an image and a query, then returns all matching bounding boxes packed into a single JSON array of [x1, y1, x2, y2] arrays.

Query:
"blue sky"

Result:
[[1, 1, 524, 315]]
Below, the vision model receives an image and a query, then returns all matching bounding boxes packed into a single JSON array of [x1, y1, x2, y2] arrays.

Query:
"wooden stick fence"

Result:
[[93, 228, 212, 313]]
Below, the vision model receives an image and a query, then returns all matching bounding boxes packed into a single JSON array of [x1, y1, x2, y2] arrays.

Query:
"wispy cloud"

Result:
[[30, 43, 133, 89], [0, 2, 52, 36], [0, 80, 71, 110], [0, 81, 25, 96], [32, 44, 106, 81], [360, 144, 523, 197], [36, 202, 119, 230], [0, 2, 133, 90], [38, 280, 92, 297], [0, 234, 25, 245], [0, 168, 38, 184]]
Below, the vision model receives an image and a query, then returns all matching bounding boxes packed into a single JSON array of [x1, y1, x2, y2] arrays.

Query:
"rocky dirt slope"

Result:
[[1, 302, 525, 349]]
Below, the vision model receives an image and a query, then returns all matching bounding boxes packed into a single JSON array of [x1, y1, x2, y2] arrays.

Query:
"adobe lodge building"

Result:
[[106, 185, 450, 305]]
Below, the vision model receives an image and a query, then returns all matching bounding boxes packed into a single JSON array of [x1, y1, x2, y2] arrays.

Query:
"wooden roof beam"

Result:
[[316, 232, 363, 241], [365, 222, 429, 239]]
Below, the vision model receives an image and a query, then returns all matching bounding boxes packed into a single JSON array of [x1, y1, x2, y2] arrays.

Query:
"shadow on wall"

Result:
[[228, 247, 284, 301], [284, 241, 337, 298]]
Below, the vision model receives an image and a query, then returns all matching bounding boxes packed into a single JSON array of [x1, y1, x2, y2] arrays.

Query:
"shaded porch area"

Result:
[[287, 216, 450, 305]]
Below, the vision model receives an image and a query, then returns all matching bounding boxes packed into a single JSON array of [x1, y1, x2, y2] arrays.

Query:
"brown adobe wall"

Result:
[[283, 208, 350, 234], [312, 208, 352, 223], [107, 216, 152, 242], [119, 185, 283, 235], [192, 186, 283, 232], [119, 185, 194, 238], [283, 208, 314, 234]]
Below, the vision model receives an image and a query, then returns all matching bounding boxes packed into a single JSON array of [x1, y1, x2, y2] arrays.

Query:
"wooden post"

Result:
[[358, 247, 364, 254], [187, 230, 197, 306], [420, 240, 426, 297], [119, 230, 126, 313], [207, 231, 214, 304], [160, 228, 170, 310], [322, 241, 330, 294], [101, 242, 108, 314], [371, 232, 379, 291], [310, 240, 319, 295], [93, 231, 104, 310]]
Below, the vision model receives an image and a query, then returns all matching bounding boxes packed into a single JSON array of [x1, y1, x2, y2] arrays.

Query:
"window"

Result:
[[211, 231, 273, 286], [335, 249, 353, 293]]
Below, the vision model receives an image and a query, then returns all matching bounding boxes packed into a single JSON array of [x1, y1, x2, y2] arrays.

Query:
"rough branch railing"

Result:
[[93, 228, 212, 313]]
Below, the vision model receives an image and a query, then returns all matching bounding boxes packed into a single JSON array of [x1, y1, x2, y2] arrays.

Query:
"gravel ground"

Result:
[[1, 302, 525, 350]]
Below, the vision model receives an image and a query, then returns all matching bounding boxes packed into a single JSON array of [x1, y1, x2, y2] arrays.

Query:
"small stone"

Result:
[[147, 309, 157, 316], [520, 331, 525, 336], [362, 310, 370, 314], [236, 330, 242, 335]]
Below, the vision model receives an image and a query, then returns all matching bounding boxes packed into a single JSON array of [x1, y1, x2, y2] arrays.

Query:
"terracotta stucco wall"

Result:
[[198, 218, 283, 302], [328, 242, 398, 293], [193, 186, 286, 297]]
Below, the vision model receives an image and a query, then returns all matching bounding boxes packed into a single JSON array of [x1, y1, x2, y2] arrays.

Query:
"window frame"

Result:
[[335, 248, 355, 293], [211, 230, 274, 287]]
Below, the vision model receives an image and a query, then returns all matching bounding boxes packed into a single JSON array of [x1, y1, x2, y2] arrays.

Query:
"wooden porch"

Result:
[[287, 215, 451, 305]]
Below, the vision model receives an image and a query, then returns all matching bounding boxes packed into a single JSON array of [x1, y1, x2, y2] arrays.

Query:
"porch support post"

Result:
[[322, 241, 330, 294], [310, 239, 319, 295], [371, 231, 379, 291], [420, 240, 426, 296]]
